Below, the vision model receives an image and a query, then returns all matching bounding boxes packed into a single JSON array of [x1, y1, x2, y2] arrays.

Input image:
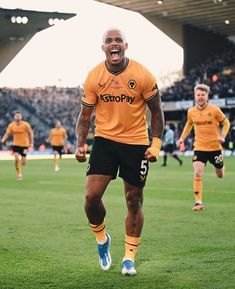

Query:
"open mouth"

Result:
[[110, 49, 120, 61]]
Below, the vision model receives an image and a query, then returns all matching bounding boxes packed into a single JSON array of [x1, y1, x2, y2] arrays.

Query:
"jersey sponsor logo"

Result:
[[100, 94, 135, 104], [194, 120, 212, 125], [128, 79, 137, 89]]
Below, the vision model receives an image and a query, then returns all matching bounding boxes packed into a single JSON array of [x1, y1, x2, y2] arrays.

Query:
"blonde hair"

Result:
[[194, 83, 210, 94]]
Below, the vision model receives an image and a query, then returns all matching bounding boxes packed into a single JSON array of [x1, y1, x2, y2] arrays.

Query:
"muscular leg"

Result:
[[124, 181, 143, 237], [14, 153, 22, 177], [21, 156, 27, 166], [215, 167, 224, 178], [123, 181, 143, 262], [85, 174, 113, 270], [84, 174, 112, 225]]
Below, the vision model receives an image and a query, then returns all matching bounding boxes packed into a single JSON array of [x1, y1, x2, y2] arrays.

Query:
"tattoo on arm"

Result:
[[75, 106, 94, 147], [147, 94, 165, 139]]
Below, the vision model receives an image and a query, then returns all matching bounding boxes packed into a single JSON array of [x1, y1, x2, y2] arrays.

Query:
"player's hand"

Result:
[[176, 138, 184, 147], [75, 146, 87, 162], [145, 137, 162, 163], [217, 136, 225, 144]]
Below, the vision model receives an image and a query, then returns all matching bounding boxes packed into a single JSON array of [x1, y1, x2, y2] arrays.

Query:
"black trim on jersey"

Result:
[[105, 57, 129, 76], [145, 91, 159, 103], [81, 100, 95, 107]]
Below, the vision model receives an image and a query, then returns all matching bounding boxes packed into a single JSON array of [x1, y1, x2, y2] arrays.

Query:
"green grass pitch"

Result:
[[0, 156, 234, 289]]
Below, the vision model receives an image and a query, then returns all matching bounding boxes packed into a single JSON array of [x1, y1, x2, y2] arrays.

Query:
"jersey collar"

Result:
[[105, 57, 129, 76]]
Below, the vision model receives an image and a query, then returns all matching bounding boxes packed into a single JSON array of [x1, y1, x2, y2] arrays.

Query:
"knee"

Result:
[[126, 193, 142, 213], [85, 193, 101, 207], [195, 170, 203, 178]]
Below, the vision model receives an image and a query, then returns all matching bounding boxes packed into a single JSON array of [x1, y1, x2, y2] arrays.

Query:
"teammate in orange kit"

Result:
[[49, 120, 68, 172], [177, 84, 230, 211], [1, 112, 34, 180], [75, 28, 164, 275]]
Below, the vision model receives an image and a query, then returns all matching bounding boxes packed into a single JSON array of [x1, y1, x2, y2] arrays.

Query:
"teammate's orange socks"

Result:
[[194, 176, 202, 203], [15, 160, 22, 176]]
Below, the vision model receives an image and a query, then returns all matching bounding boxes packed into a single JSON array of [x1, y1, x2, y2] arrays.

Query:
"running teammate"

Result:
[[49, 120, 68, 172], [177, 84, 230, 211], [1, 112, 34, 180]]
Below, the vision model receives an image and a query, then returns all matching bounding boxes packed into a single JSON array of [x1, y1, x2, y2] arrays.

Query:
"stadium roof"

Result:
[[96, 0, 235, 37], [0, 8, 76, 73]]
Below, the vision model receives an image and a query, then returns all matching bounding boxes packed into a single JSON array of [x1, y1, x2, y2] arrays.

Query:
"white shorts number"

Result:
[[140, 160, 148, 176], [214, 154, 223, 164]]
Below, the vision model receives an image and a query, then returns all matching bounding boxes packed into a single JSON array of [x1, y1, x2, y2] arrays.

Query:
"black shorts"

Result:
[[192, 150, 224, 169], [163, 144, 175, 153], [87, 137, 149, 188], [12, 146, 28, 157], [52, 146, 63, 155]]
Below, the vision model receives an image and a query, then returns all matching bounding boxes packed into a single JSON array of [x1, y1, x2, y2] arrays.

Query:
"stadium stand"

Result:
[[0, 86, 83, 149], [161, 41, 235, 102]]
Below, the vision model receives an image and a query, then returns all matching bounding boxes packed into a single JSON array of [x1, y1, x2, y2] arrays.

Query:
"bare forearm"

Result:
[[1, 133, 9, 143], [148, 95, 164, 139], [75, 109, 93, 147], [180, 121, 193, 140]]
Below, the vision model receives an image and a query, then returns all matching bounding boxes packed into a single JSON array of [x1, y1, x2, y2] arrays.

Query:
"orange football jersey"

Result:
[[82, 58, 159, 145], [6, 121, 32, 147], [186, 103, 226, 151], [50, 128, 67, 146]]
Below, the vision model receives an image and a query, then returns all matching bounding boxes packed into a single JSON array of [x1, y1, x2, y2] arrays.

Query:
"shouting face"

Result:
[[102, 29, 128, 71]]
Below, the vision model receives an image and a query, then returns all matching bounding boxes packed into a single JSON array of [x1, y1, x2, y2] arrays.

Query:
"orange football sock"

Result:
[[54, 156, 58, 167], [123, 235, 140, 262], [194, 176, 202, 203], [89, 221, 106, 244], [15, 160, 22, 176]]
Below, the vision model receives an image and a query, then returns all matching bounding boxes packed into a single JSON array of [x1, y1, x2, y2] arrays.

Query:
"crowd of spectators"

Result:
[[162, 41, 235, 101], [0, 86, 83, 149]]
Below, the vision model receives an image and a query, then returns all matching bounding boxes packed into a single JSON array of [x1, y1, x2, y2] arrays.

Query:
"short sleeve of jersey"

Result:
[[141, 67, 159, 102], [81, 70, 98, 107]]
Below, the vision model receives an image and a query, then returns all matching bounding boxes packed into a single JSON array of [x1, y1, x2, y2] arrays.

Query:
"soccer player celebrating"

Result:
[[1, 112, 34, 180], [49, 120, 68, 172], [177, 84, 230, 211], [75, 28, 164, 275]]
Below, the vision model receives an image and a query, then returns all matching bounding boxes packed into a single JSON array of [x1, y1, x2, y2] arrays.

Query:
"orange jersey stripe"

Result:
[[82, 58, 159, 145]]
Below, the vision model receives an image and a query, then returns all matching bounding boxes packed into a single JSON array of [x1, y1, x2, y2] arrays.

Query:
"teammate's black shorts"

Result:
[[52, 146, 63, 156], [87, 137, 149, 188], [192, 150, 224, 169], [12, 146, 28, 157], [163, 143, 175, 153]]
